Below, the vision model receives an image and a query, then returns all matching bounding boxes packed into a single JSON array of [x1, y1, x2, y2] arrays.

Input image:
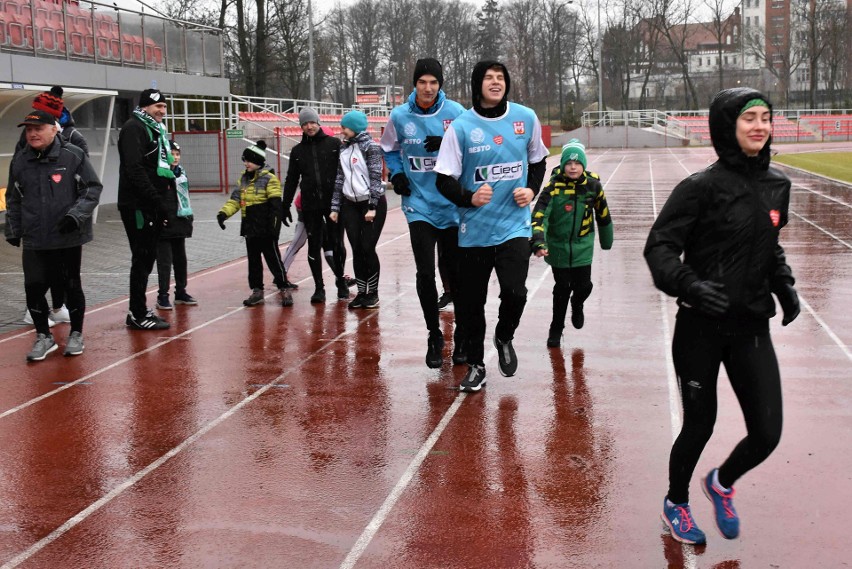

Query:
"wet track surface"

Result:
[[0, 145, 850, 568]]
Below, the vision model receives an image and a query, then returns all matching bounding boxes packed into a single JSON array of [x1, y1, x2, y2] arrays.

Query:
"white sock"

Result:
[[712, 469, 730, 493]]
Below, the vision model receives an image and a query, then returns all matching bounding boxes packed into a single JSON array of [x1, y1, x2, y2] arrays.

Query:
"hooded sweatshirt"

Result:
[[644, 87, 795, 330]]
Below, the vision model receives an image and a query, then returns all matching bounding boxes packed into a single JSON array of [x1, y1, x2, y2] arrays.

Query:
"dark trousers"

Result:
[[550, 265, 593, 332], [409, 221, 460, 333], [303, 209, 346, 288], [120, 208, 162, 318], [245, 234, 287, 291], [340, 198, 387, 294], [667, 310, 783, 503], [457, 237, 530, 366], [23, 246, 85, 335], [156, 238, 188, 295], [437, 234, 457, 295]]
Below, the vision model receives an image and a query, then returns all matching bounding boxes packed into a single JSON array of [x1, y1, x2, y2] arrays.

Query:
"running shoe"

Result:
[[64, 331, 85, 356], [310, 288, 326, 304], [547, 324, 562, 348], [348, 293, 365, 309], [459, 364, 486, 392], [280, 288, 294, 307], [156, 293, 173, 310], [23, 309, 56, 328], [494, 336, 518, 377], [451, 340, 467, 365], [362, 293, 380, 309], [243, 289, 265, 306], [336, 277, 350, 300], [51, 305, 71, 323], [281, 280, 299, 290], [437, 292, 453, 311], [126, 310, 170, 330], [26, 333, 57, 361], [174, 291, 198, 305], [425, 331, 444, 369], [571, 301, 585, 329], [702, 469, 740, 539], [661, 499, 706, 545]]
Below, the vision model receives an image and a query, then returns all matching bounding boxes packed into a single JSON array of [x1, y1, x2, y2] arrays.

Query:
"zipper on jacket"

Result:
[[311, 144, 322, 201]]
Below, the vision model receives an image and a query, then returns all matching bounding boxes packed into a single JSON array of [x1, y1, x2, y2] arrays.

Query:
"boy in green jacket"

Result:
[[530, 139, 613, 347]]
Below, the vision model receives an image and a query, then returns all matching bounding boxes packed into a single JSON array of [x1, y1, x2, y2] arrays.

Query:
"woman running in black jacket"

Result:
[[645, 88, 800, 545]]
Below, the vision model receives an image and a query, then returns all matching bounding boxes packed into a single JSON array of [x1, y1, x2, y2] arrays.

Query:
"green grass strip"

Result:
[[772, 152, 852, 184]]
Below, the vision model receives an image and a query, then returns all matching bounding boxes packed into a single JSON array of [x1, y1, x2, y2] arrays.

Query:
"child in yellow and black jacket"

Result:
[[217, 140, 294, 307], [530, 139, 613, 347]]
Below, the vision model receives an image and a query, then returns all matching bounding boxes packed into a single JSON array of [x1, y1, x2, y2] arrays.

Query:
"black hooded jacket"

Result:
[[282, 128, 341, 212], [644, 87, 794, 328]]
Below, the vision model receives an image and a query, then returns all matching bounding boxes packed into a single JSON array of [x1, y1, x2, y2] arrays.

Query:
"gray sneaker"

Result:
[[243, 289, 265, 306], [64, 331, 85, 356], [27, 333, 58, 362]]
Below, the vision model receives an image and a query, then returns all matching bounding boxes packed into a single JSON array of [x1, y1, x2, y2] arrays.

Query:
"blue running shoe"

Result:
[[703, 469, 740, 539], [661, 499, 706, 545]]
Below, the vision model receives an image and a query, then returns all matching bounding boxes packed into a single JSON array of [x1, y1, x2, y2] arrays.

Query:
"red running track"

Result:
[[0, 146, 850, 568]]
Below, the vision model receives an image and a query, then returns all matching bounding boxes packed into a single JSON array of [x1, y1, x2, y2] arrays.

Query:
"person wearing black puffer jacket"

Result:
[[645, 88, 800, 546]]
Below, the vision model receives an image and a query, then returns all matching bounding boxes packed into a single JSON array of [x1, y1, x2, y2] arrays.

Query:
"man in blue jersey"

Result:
[[434, 60, 549, 392], [381, 58, 466, 369]]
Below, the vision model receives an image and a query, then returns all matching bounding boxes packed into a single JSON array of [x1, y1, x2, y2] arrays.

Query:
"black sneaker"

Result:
[[336, 277, 350, 300], [126, 310, 170, 330], [156, 293, 173, 310], [348, 293, 365, 309], [281, 280, 299, 290], [310, 288, 326, 304], [174, 291, 198, 305], [459, 364, 486, 392], [571, 302, 585, 329], [362, 292, 380, 309], [345, 276, 357, 288], [452, 340, 467, 365], [493, 336, 518, 377], [280, 288, 294, 307], [547, 325, 562, 348], [243, 289, 265, 306], [425, 331, 444, 369], [437, 292, 453, 311]]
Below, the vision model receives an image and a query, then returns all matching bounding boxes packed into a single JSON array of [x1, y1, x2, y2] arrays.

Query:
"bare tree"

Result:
[[818, 0, 850, 107], [267, 0, 310, 99], [649, 0, 701, 109], [442, 1, 479, 103], [477, 0, 504, 61], [701, 0, 737, 92], [743, 14, 806, 105], [378, 0, 417, 89], [503, 0, 542, 105], [347, 0, 382, 85]]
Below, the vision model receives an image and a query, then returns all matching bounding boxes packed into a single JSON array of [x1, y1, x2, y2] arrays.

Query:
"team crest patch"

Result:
[[404, 122, 417, 137], [513, 121, 525, 135], [51, 173, 62, 183], [443, 119, 453, 131], [769, 209, 780, 227], [493, 135, 503, 145], [351, 157, 359, 165]]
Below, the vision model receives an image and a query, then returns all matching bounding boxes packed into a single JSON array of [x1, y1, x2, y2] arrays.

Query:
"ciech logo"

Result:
[[474, 161, 524, 183], [408, 156, 436, 172]]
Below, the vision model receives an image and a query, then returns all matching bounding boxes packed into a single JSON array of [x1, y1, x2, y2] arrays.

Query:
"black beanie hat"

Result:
[[471, 60, 510, 112], [413, 58, 444, 89], [242, 140, 267, 166], [138, 88, 164, 108]]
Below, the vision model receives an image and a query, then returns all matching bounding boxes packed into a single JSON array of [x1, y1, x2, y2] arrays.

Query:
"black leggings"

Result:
[[23, 246, 85, 334], [550, 265, 592, 331], [156, 238, 188, 295], [409, 221, 460, 333], [340, 198, 387, 294], [303, 209, 346, 288], [667, 310, 783, 504]]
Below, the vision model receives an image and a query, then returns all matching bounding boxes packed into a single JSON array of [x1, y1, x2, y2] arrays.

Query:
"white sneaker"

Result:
[[51, 305, 71, 323], [23, 309, 56, 328]]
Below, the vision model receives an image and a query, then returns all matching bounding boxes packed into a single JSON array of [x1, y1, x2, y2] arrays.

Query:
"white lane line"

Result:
[[0, 290, 406, 569], [800, 294, 852, 362], [789, 210, 852, 250], [793, 183, 852, 209], [0, 230, 412, 417], [339, 265, 552, 569]]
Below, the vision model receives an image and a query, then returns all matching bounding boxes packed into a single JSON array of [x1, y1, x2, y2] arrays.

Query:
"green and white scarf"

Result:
[[133, 107, 175, 179]]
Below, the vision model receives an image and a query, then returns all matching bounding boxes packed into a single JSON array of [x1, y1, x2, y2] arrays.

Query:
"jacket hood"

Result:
[[343, 130, 373, 150], [407, 89, 446, 115], [471, 61, 510, 115], [301, 126, 329, 144], [709, 87, 773, 171]]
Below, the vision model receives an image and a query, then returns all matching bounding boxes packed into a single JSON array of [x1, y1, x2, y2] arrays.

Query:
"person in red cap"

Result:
[[5, 110, 103, 361]]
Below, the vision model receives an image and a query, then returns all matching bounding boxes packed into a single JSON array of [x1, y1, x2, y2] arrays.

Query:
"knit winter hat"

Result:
[[138, 88, 165, 108], [243, 140, 267, 166], [341, 111, 368, 135], [299, 107, 320, 126], [560, 139, 587, 170], [32, 86, 64, 119], [413, 58, 443, 89]]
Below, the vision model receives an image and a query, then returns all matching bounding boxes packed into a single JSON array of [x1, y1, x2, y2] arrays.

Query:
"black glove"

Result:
[[685, 280, 729, 317], [424, 135, 443, 153], [282, 204, 293, 227], [391, 173, 411, 197], [217, 212, 227, 230], [529, 237, 545, 256], [56, 215, 79, 234], [6, 237, 21, 247], [774, 283, 800, 326]]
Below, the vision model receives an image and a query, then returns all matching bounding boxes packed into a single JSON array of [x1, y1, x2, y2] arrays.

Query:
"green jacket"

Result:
[[531, 168, 613, 268], [220, 168, 282, 237]]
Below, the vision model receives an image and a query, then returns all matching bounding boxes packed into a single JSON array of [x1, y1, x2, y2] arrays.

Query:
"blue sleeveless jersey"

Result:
[[448, 103, 543, 247], [381, 91, 465, 228]]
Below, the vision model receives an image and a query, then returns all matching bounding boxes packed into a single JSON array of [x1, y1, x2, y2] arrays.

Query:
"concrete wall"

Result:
[[560, 125, 690, 149]]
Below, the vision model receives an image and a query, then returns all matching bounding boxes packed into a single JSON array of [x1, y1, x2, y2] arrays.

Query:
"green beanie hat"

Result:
[[561, 139, 587, 170]]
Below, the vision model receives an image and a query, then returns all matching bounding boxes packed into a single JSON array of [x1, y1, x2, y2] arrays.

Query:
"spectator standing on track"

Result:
[[155, 141, 197, 310], [330, 110, 386, 310], [434, 60, 549, 392], [645, 88, 800, 545], [530, 139, 613, 348], [380, 57, 466, 368], [282, 109, 347, 303], [5, 109, 102, 360], [118, 88, 175, 330], [217, 140, 294, 308]]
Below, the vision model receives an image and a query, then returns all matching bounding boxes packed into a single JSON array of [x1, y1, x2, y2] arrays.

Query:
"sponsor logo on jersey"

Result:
[[769, 209, 780, 227], [470, 128, 485, 144], [493, 135, 503, 145], [351, 157, 359, 165], [404, 138, 423, 145], [513, 121, 525, 135], [408, 156, 436, 172], [404, 122, 417, 137], [443, 119, 453, 131], [473, 161, 524, 183], [468, 145, 492, 154]]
